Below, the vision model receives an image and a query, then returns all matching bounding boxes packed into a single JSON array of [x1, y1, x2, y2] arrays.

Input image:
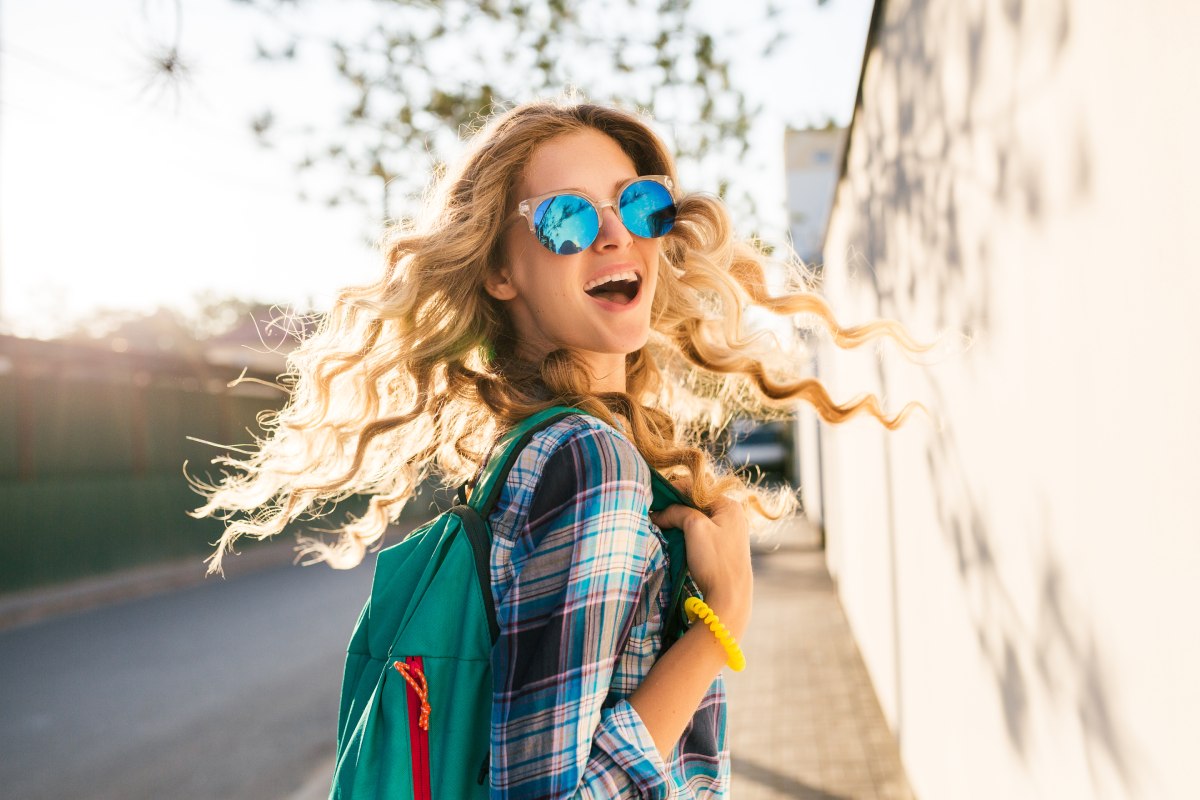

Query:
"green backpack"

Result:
[[329, 405, 694, 799]]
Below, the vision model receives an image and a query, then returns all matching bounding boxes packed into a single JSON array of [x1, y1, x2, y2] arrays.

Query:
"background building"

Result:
[[785, 125, 847, 535], [785, 125, 848, 265], [810, 2, 1199, 799]]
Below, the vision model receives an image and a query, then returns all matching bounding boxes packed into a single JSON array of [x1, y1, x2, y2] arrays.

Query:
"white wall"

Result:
[[815, 2, 1200, 799]]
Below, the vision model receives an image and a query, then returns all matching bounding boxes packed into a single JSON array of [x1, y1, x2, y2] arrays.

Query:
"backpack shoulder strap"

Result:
[[447, 406, 584, 647], [465, 405, 587, 517], [457, 404, 695, 646]]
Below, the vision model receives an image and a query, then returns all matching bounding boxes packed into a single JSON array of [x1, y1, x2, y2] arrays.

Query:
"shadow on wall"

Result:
[[921, 384, 1143, 798], [853, 0, 1086, 343], [841, 0, 1142, 796]]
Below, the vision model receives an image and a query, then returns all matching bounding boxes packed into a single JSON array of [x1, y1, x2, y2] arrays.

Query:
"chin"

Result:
[[605, 328, 651, 355]]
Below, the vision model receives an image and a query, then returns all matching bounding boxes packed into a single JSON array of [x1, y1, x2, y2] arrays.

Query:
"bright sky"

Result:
[[0, 0, 873, 338]]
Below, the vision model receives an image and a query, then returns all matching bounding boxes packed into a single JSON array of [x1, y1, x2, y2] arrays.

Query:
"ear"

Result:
[[484, 266, 518, 301]]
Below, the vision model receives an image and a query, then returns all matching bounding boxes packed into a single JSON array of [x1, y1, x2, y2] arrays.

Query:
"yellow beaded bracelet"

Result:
[[684, 597, 747, 672]]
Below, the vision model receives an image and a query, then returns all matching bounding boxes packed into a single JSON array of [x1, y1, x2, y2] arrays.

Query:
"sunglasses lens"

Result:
[[533, 194, 599, 254], [619, 179, 676, 239]]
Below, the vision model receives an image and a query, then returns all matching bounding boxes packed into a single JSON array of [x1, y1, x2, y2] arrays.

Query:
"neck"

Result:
[[582, 352, 627, 394], [511, 342, 627, 394]]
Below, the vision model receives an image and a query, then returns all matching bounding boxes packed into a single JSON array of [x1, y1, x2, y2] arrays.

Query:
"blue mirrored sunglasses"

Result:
[[511, 175, 676, 255]]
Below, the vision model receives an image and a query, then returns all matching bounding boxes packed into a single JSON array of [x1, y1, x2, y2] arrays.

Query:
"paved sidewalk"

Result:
[[725, 518, 917, 800]]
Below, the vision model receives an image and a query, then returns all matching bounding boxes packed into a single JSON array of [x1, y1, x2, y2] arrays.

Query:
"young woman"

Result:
[[192, 99, 931, 797]]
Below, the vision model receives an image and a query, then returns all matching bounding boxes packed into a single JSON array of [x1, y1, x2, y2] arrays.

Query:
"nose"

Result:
[[592, 204, 632, 250]]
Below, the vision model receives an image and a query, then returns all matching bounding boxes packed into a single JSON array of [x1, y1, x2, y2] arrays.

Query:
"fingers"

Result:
[[649, 503, 699, 533], [650, 495, 752, 608], [652, 493, 741, 528]]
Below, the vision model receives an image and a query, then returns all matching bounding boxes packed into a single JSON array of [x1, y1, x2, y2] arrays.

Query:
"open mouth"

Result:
[[584, 274, 642, 306]]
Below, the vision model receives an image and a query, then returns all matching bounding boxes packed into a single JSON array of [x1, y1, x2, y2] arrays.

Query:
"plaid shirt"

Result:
[[487, 413, 729, 799]]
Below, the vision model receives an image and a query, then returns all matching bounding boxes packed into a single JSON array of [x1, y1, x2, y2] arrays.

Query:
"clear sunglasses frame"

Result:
[[509, 175, 676, 237]]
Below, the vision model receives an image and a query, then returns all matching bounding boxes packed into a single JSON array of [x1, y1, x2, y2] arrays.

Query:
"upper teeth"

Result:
[[584, 270, 639, 292]]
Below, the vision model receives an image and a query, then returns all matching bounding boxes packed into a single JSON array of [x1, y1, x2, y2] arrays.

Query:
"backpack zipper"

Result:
[[394, 657, 432, 800]]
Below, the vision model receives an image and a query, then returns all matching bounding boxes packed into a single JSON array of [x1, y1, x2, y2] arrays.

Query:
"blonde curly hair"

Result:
[[189, 98, 935, 575]]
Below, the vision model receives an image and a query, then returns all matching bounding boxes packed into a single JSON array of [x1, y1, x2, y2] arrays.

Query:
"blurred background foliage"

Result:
[[149, 0, 833, 230]]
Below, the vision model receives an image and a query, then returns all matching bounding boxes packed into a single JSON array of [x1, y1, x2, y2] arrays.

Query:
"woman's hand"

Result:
[[630, 479, 753, 755], [649, 480, 753, 640]]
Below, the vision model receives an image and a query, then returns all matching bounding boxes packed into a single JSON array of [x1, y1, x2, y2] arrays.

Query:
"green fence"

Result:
[[2, 473, 226, 591], [0, 339, 444, 595]]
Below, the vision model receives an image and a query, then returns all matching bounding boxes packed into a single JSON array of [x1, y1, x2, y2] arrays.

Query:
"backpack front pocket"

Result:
[[394, 656, 432, 800]]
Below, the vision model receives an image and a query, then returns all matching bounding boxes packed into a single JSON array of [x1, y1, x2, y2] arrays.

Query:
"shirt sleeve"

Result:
[[489, 426, 678, 800]]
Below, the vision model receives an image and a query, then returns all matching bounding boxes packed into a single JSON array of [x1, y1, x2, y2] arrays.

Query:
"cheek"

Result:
[[502, 232, 547, 291], [506, 246, 578, 309], [638, 240, 662, 296], [638, 236, 661, 264]]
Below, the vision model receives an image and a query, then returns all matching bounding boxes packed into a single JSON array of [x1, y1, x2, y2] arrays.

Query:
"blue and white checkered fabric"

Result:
[[488, 413, 728, 799]]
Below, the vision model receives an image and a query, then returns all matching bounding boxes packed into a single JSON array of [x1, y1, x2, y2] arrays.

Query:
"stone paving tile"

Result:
[[725, 518, 917, 800]]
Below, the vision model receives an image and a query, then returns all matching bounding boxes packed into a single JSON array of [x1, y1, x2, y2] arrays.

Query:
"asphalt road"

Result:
[[0, 556, 376, 800]]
